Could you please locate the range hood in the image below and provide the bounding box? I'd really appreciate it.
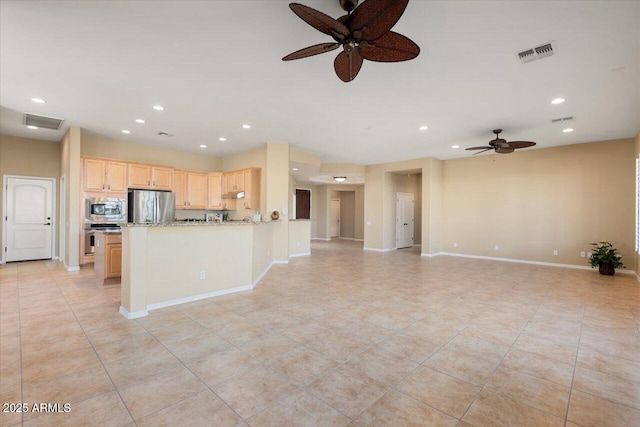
[222,191,245,199]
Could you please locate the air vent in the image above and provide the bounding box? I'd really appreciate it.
[24,113,64,130]
[157,132,174,137]
[517,42,555,64]
[551,116,573,123]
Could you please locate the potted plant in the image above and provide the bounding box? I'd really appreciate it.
[588,241,625,275]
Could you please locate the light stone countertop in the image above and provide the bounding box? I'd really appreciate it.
[122,220,277,227]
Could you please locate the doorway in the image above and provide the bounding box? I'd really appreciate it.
[330,199,340,238]
[396,192,414,249]
[3,176,55,262]
[295,188,311,219]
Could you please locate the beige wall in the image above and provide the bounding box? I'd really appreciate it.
[314,184,364,240]
[289,220,311,256]
[266,143,290,261]
[441,138,635,267]
[312,185,328,239]
[81,132,221,172]
[0,135,61,262]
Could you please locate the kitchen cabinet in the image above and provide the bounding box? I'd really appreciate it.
[94,232,122,284]
[128,164,173,190]
[174,170,208,209]
[207,172,223,210]
[83,158,127,193]
[222,168,260,210]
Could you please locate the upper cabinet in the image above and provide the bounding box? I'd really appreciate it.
[174,170,208,210]
[128,164,173,190]
[207,172,223,210]
[222,168,260,210]
[83,158,127,194]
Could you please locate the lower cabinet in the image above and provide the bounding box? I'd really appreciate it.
[94,233,122,284]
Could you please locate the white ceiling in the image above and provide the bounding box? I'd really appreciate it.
[1,1,639,166]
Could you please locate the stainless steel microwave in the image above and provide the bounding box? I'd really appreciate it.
[85,197,126,223]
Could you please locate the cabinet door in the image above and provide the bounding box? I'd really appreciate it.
[235,171,245,192]
[208,173,223,210]
[152,167,173,190]
[83,159,106,192]
[106,161,127,192]
[106,244,122,278]
[243,169,260,210]
[243,170,252,209]
[188,173,208,209]
[224,172,236,193]
[128,164,152,188]
[173,170,188,209]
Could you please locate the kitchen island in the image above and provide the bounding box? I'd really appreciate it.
[120,221,276,319]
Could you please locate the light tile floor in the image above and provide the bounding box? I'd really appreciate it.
[1,240,639,426]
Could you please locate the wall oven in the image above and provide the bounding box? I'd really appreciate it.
[85,197,126,223]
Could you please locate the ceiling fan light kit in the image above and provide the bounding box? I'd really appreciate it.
[333,176,347,183]
[283,0,420,82]
[465,129,536,155]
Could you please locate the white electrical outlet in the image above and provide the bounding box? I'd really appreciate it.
[282,207,288,215]
[494,245,499,251]
[453,242,458,247]
[297,241,301,247]
[580,252,586,257]
[366,221,372,226]
[199,271,205,280]
[553,249,558,256]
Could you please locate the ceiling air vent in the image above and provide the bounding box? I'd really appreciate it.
[517,42,555,64]
[551,116,573,123]
[24,113,64,130]
[157,131,174,137]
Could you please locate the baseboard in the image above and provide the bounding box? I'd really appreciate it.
[119,306,148,319]
[273,260,289,264]
[66,265,80,272]
[252,262,273,287]
[0,260,4,265]
[290,252,311,258]
[311,238,331,241]
[146,284,254,312]
[363,247,396,252]
[439,252,636,275]
[339,237,356,241]
[421,252,443,258]
[413,244,422,247]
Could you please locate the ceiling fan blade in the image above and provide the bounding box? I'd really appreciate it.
[466,146,492,150]
[334,49,364,82]
[508,141,536,149]
[473,148,493,155]
[348,0,409,41]
[359,31,420,62]
[496,147,515,154]
[289,3,350,40]
[283,43,340,61]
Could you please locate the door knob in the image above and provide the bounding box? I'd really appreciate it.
[44,223,51,226]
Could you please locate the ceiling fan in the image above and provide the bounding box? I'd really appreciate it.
[466,129,537,155]
[282,0,420,82]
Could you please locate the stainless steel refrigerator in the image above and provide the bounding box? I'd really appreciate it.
[127,189,175,224]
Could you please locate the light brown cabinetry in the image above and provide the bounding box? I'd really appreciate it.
[128,164,173,190]
[174,170,208,209]
[207,172,223,210]
[83,159,127,193]
[222,168,260,210]
[94,233,122,284]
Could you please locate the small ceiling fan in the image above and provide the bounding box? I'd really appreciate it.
[466,129,537,155]
[282,0,420,82]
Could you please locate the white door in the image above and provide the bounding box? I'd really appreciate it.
[396,192,414,249]
[5,177,54,262]
[330,199,340,238]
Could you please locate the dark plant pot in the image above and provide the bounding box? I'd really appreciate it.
[598,263,615,276]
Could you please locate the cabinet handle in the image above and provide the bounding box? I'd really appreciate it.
[102,185,105,190]
[153,181,156,186]
[108,185,111,190]
[184,202,187,206]
[148,180,150,185]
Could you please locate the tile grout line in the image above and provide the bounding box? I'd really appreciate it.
[564,304,586,426]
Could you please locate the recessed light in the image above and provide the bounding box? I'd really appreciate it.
[419,125,428,131]
[135,119,145,124]
[292,168,299,171]
[153,105,164,111]
[219,137,227,142]
[563,128,573,133]
[31,98,45,104]
[27,125,38,130]
[242,124,251,129]
[451,145,460,149]
[121,130,131,134]
[199,144,207,148]
[551,98,565,105]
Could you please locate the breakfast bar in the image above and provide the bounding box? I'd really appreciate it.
[119,221,275,318]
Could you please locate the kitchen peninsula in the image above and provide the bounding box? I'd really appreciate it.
[119,220,276,319]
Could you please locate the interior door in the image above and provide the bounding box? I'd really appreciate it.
[295,189,311,219]
[330,199,340,238]
[5,177,54,261]
[396,192,414,249]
